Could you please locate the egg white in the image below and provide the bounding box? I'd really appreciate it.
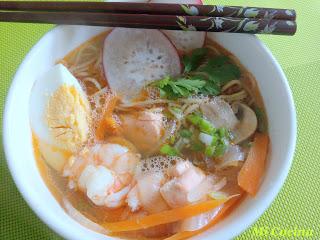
[29,64,86,146]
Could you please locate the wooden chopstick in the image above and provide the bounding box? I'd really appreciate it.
[0,1,297,35]
[0,1,296,21]
[0,11,297,35]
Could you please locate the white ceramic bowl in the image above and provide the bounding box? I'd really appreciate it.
[3,25,296,240]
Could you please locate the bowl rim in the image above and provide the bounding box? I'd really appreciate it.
[3,26,297,240]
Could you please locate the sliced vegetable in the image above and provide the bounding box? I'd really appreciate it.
[102,199,226,232]
[218,144,245,169]
[164,194,243,240]
[238,133,269,196]
[162,30,206,53]
[153,0,205,53]
[160,144,179,156]
[103,28,181,101]
[232,103,258,144]
[200,98,239,130]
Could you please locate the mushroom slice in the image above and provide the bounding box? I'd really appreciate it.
[232,103,258,144]
[200,97,239,129]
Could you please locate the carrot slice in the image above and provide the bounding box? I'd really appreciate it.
[165,194,243,240]
[238,133,269,196]
[102,199,226,232]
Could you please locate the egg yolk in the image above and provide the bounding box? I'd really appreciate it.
[46,84,91,152]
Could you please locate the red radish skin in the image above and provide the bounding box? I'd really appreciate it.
[150,0,206,53]
[103,28,181,102]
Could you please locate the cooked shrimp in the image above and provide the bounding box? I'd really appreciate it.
[63,142,140,208]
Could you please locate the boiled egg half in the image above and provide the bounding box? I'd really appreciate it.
[30,64,91,172]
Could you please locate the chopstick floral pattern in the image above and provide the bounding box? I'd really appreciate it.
[180,4,296,20]
[176,15,296,34]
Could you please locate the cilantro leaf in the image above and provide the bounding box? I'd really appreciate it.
[200,81,221,96]
[183,48,208,73]
[206,56,229,67]
[201,63,241,85]
[153,76,206,99]
[152,50,241,99]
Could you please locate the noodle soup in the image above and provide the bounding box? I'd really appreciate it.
[30,27,269,239]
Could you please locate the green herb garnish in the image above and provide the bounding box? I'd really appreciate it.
[152,76,206,99]
[200,63,241,85]
[151,48,241,100]
[183,48,208,73]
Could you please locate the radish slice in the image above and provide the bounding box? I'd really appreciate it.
[150,0,205,53]
[161,30,206,53]
[103,28,181,101]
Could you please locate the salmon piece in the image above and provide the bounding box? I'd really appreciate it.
[120,110,164,154]
[167,161,191,177]
[160,162,205,208]
[127,172,169,213]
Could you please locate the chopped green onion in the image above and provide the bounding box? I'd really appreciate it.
[160,144,179,156]
[169,135,176,145]
[180,129,193,139]
[211,134,219,146]
[187,113,202,125]
[199,119,216,135]
[218,128,227,138]
[214,142,227,157]
[191,142,205,152]
[205,145,216,157]
[187,114,216,135]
